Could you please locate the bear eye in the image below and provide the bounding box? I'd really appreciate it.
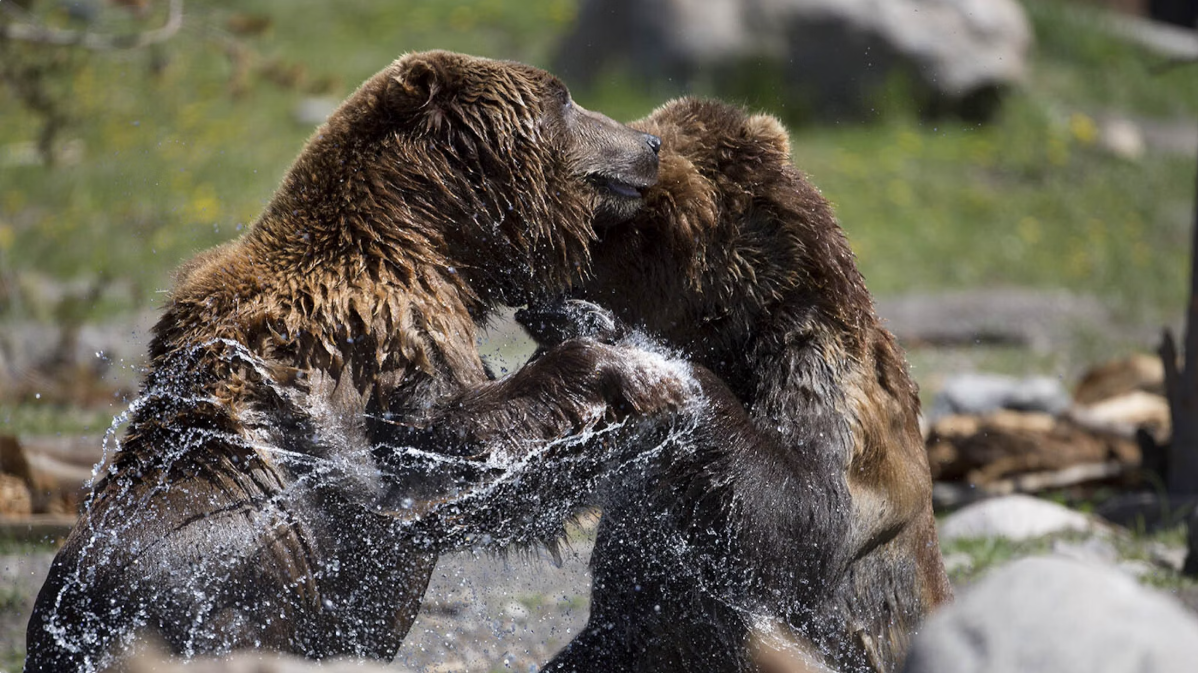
[550,82,571,110]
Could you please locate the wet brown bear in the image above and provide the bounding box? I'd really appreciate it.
[518,99,953,672]
[25,51,676,671]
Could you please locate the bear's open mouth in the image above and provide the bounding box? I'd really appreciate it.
[589,174,649,199]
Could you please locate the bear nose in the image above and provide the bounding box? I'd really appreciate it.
[645,134,662,155]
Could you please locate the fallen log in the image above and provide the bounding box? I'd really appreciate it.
[1073,353,1164,406]
[933,462,1129,509]
[0,473,31,516]
[927,410,1140,485]
[0,434,99,515]
[1066,390,1171,443]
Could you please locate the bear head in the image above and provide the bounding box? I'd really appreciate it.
[572,98,870,358]
[260,50,662,311]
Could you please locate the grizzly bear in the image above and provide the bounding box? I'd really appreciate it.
[517,99,953,672]
[24,51,681,671]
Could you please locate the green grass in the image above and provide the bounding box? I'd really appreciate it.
[791,102,1193,326]
[941,526,1196,590]
[0,536,60,556]
[0,586,25,614]
[1,0,1196,410]
[0,0,581,319]
[942,533,1058,585]
[1029,1,1198,116]
[0,403,118,437]
[2,0,1192,316]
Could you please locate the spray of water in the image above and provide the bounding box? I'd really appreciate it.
[31,330,754,671]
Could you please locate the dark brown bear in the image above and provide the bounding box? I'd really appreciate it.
[519,99,953,672]
[24,51,678,671]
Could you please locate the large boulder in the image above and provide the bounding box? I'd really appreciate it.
[555,0,1032,121]
[937,494,1099,542]
[928,373,1071,422]
[903,557,1198,673]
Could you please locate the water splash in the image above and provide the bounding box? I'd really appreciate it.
[31,331,784,671]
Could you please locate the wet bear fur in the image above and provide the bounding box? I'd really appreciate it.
[24,51,674,671]
[521,98,953,672]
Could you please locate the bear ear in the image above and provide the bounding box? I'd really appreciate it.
[744,114,791,159]
[385,52,461,114]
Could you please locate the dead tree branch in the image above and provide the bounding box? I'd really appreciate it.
[1161,122,1198,495]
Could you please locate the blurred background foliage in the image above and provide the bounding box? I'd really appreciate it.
[0,0,1195,384]
[1,0,1194,316]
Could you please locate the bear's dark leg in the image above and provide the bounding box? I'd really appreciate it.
[536,365,858,673]
[25,475,313,671]
[25,467,435,669]
[543,501,752,673]
[291,493,437,659]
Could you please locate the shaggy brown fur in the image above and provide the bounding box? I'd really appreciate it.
[520,98,952,672]
[25,51,675,671]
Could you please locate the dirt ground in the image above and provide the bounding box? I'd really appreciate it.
[392,541,594,672]
[7,524,1198,672]
[1,533,596,673]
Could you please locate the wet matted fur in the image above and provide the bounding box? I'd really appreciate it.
[24,51,674,671]
[521,98,952,673]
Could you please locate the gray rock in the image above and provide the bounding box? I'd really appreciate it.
[1050,536,1117,566]
[555,0,1031,120]
[1147,542,1188,573]
[938,494,1096,542]
[1135,115,1198,158]
[876,289,1112,353]
[903,557,1198,673]
[928,372,1071,422]
[1099,117,1145,160]
[1115,559,1156,579]
[0,311,155,393]
[292,97,339,126]
[941,551,973,575]
[1105,11,1198,61]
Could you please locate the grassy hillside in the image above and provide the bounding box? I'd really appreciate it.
[0,0,581,315]
[2,1,1194,314]
[0,0,1195,386]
